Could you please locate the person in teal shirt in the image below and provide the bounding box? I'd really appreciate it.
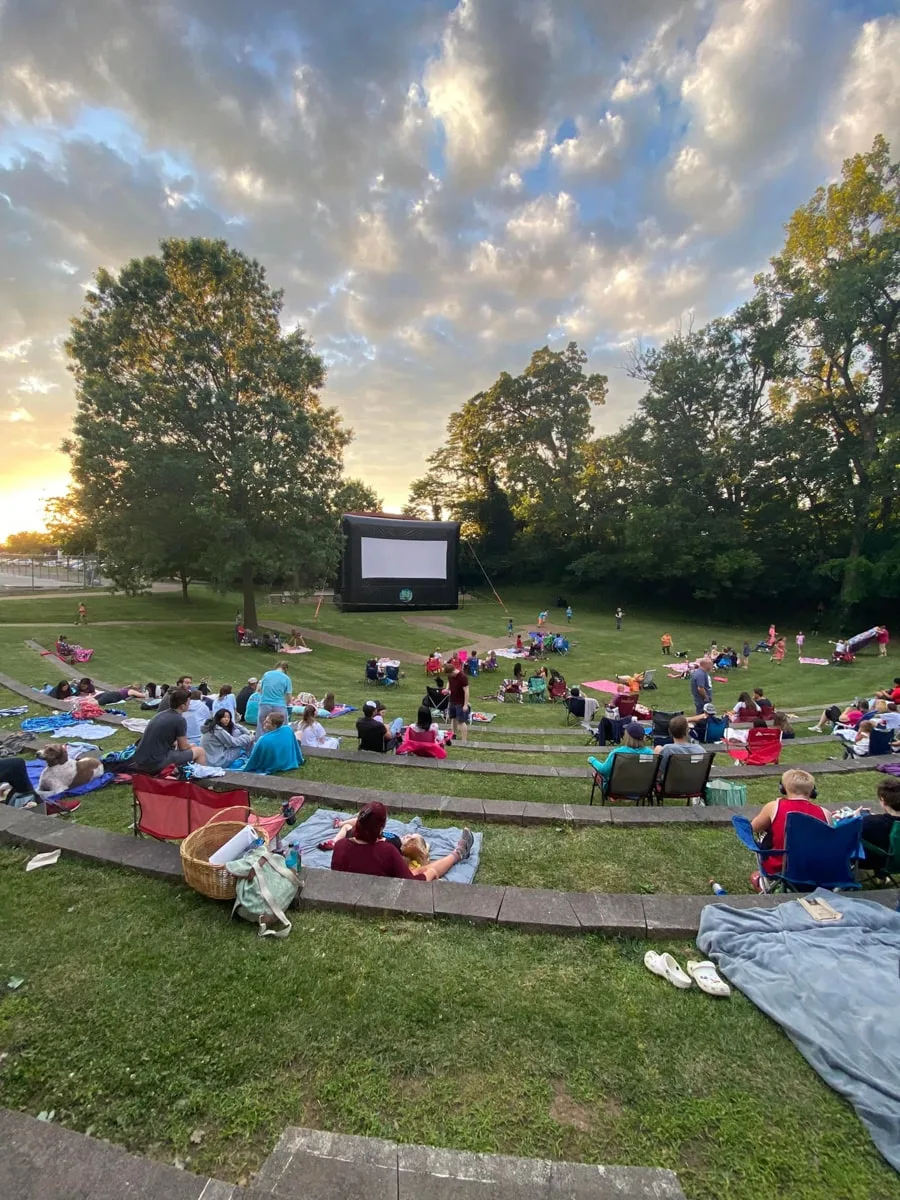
[589,723,650,799]
[255,662,293,740]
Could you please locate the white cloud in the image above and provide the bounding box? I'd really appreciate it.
[3,407,35,423]
[551,112,626,176]
[822,17,900,162]
[0,339,33,361]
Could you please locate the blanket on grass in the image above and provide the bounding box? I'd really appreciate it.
[283,808,482,884]
[581,679,621,694]
[25,759,118,802]
[697,892,900,1170]
[799,657,831,666]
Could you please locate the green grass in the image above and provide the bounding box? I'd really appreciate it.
[2,587,898,1198]
[1,848,897,1200]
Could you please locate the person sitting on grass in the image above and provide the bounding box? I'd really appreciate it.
[875,678,900,703]
[211,684,236,719]
[330,801,473,881]
[131,687,207,774]
[748,769,828,892]
[772,711,795,740]
[424,676,450,715]
[183,689,213,745]
[357,699,401,752]
[809,700,867,734]
[752,687,772,715]
[397,705,450,759]
[37,744,103,797]
[241,711,304,774]
[0,754,41,809]
[201,708,254,768]
[854,776,900,876]
[875,703,900,733]
[296,704,340,751]
[591,722,649,793]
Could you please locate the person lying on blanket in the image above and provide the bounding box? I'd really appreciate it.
[37,744,103,796]
[330,801,473,882]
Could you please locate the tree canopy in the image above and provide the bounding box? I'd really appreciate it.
[413,137,899,626]
[64,237,368,624]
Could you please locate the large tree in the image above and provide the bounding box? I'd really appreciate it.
[65,238,352,627]
[763,135,900,614]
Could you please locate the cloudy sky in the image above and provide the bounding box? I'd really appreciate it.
[1,0,898,537]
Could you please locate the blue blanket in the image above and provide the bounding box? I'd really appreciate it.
[698,892,900,1169]
[22,714,78,734]
[284,808,481,884]
[26,759,118,802]
[240,725,304,775]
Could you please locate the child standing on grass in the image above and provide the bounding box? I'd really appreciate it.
[660,633,672,656]
[742,640,751,668]
[615,607,623,631]
[772,638,786,664]
[796,631,805,657]
[77,601,87,625]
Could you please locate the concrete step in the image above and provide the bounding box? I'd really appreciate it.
[251,1126,686,1199]
[0,1108,238,1199]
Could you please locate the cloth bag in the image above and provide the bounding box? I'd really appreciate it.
[226,844,300,938]
[704,779,747,807]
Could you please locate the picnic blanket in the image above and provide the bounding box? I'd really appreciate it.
[582,679,621,694]
[0,706,29,718]
[697,892,900,1169]
[51,723,118,740]
[319,704,357,719]
[494,648,528,659]
[22,714,78,734]
[799,657,830,666]
[25,759,118,802]
[284,809,482,884]
[283,646,313,654]
[470,711,495,723]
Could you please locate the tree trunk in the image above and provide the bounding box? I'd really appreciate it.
[242,561,258,630]
[179,570,190,603]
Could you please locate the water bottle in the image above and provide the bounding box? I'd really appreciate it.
[709,880,728,896]
[285,846,299,871]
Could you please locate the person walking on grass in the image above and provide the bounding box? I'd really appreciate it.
[255,661,293,740]
[447,663,471,745]
[772,637,786,665]
[76,601,87,625]
[690,658,713,715]
[796,631,805,658]
[660,632,672,656]
[615,607,624,631]
[507,616,514,638]
[566,605,573,624]
[877,626,890,658]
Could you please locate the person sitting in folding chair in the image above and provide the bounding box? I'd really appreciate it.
[590,722,649,799]
[853,776,900,877]
[424,676,450,717]
[748,769,829,892]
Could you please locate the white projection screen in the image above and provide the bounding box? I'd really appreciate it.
[360,537,448,580]
[339,514,461,611]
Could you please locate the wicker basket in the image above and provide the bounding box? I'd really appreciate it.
[180,806,264,901]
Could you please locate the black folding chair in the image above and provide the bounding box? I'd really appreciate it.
[588,751,660,806]
[656,751,714,806]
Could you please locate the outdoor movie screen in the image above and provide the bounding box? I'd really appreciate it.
[338,514,460,611]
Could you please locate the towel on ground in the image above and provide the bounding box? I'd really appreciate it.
[284,809,481,884]
[22,714,78,734]
[51,723,118,740]
[283,646,313,654]
[240,725,304,775]
[0,706,29,718]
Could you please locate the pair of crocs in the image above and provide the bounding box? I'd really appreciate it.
[643,951,731,997]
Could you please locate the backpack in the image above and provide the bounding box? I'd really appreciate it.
[226,844,301,938]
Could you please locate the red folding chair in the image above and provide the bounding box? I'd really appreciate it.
[132,776,251,841]
[727,727,782,766]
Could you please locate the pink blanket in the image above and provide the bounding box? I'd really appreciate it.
[582,679,621,694]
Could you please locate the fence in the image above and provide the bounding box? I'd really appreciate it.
[0,554,106,591]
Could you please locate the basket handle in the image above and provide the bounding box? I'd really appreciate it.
[198,803,254,831]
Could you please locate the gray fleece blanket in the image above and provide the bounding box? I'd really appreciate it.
[697,891,900,1170]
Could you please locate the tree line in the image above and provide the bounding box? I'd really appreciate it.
[405,136,900,626]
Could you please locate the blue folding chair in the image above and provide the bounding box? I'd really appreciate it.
[732,813,862,892]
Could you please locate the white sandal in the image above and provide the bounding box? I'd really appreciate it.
[643,951,692,989]
[686,960,731,998]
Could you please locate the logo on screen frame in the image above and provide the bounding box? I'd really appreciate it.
[399,588,413,603]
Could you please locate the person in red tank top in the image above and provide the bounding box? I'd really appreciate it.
[749,769,829,888]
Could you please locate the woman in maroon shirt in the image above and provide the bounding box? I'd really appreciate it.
[331,802,473,881]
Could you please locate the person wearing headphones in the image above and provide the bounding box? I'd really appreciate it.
[749,769,829,892]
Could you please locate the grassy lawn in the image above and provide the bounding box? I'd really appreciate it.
[1,847,898,1200]
[1,587,898,1198]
